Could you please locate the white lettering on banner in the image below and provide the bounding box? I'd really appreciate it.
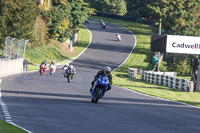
[166,35,200,54]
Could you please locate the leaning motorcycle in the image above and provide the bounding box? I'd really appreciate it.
[65,69,74,83]
[116,35,121,41]
[91,75,109,103]
[39,64,46,75]
[100,22,106,29]
[101,23,106,29]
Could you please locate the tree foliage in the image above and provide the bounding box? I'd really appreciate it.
[0,0,39,45]
[125,0,148,17]
[146,0,199,36]
[166,54,191,76]
[41,0,90,42]
[86,0,127,15]
[69,0,90,29]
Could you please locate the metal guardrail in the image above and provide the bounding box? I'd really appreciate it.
[141,71,194,92]
[127,68,194,92]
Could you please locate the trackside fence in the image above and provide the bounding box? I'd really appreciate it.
[128,68,194,92]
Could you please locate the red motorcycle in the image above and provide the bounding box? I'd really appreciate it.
[40,64,46,75]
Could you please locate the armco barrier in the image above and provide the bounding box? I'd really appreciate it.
[141,71,194,92]
[127,68,194,92]
[0,58,23,78]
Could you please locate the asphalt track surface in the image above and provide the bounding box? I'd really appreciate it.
[1,20,200,133]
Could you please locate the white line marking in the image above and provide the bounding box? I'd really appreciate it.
[116,85,200,109]
[112,26,137,71]
[68,25,93,64]
[57,25,93,68]
[0,79,33,133]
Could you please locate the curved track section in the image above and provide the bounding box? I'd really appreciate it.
[1,20,200,133]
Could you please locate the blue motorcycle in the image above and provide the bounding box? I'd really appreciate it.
[91,75,109,103]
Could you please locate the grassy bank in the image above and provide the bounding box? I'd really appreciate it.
[26,25,91,70]
[91,16,200,107]
[0,121,27,133]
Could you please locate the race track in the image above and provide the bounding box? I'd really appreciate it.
[1,20,200,133]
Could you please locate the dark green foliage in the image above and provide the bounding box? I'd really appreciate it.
[145,0,199,36]
[42,5,71,42]
[69,0,89,29]
[41,0,90,42]
[86,0,127,15]
[125,0,148,17]
[162,54,193,76]
[0,0,39,44]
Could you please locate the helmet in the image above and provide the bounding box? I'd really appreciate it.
[101,20,103,22]
[104,66,111,75]
[70,65,74,68]
[66,63,69,67]
[53,60,56,64]
[43,60,46,63]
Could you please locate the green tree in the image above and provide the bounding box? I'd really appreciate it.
[125,0,148,17]
[167,54,191,76]
[42,5,71,42]
[146,0,199,36]
[0,0,39,44]
[86,0,127,15]
[68,0,90,30]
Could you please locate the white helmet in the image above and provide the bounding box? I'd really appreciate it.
[70,65,74,68]
[104,66,111,75]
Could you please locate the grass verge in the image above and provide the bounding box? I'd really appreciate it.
[91,16,200,107]
[26,25,91,70]
[0,121,27,133]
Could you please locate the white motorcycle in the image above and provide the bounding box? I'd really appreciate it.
[116,33,121,41]
[49,64,56,75]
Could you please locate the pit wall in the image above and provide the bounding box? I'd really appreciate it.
[0,58,23,78]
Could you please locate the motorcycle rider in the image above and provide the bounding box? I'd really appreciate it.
[100,20,106,28]
[90,66,112,94]
[100,20,103,26]
[65,64,76,79]
[49,60,56,72]
[62,63,69,77]
[40,60,47,68]
[116,33,121,41]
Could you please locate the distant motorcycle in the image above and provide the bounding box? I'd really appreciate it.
[116,33,121,41]
[39,64,46,75]
[100,22,106,29]
[65,68,75,83]
[91,75,109,103]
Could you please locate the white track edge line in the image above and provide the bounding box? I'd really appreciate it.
[0,79,33,133]
[0,25,93,133]
[115,85,200,109]
[112,27,137,71]
[57,24,93,68]
[68,25,93,64]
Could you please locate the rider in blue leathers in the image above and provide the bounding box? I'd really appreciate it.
[90,66,112,93]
